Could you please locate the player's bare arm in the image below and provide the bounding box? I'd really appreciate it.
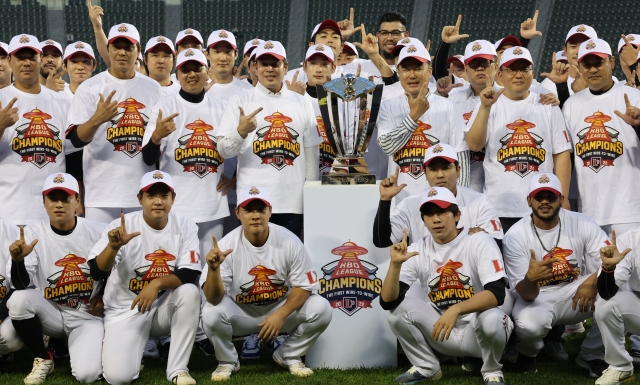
[354,24,394,78]
[258,287,311,342]
[516,249,560,301]
[381,230,418,302]
[8,226,38,263]
[432,289,499,342]
[87,0,110,67]
[202,235,232,305]
[466,78,503,151]
[552,150,572,210]
[76,89,119,142]
[95,213,141,271]
[131,274,183,314]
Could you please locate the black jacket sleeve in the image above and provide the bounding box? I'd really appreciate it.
[67,126,91,148]
[597,269,619,300]
[11,260,30,289]
[484,278,507,306]
[173,268,201,285]
[520,37,531,49]
[379,281,411,310]
[65,150,84,182]
[373,200,393,248]
[382,71,399,86]
[0,290,13,321]
[88,258,111,281]
[142,141,162,166]
[557,82,571,109]
[433,42,451,80]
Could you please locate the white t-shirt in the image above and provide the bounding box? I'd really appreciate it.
[11,218,106,311]
[562,83,640,226]
[199,224,319,317]
[391,185,504,244]
[502,209,608,292]
[88,211,201,326]
[609,224,640,292]
[161,81,181,99]
[401,231,506,321]
[0,218,18,299]
[542,75,619,97]
[216,83,322,214]
[377,93,468,201]
[67,70,162,208]
[467,92,571,217]
[0,85,69,224]
[62,83,74,103]
[142,92,230,223]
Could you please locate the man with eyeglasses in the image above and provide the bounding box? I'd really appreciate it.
[466,47,571,233]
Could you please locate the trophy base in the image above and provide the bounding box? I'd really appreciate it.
[322,173,376,185]
[321,157,376,185]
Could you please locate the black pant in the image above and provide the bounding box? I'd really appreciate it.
[270,214,303,239]
[499,217,522,234]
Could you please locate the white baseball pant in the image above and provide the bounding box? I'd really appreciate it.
[201,294,332,366]
[102,284,200,385]
[595,290,640,371]
[512,276,604,360]
[387,297,513,378]
[84,207,138,223]
[3,289,103,383]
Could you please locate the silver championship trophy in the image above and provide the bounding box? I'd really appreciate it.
[317,74,384,184]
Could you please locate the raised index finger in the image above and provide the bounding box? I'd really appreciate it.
[5,97,17,110]
[622,34,634,50]
[612,229,617,247]
[455,14,462,29]
[19,226,24,241]
[293,70,299,83]
[402,228,408,244]
[120,213,126,231]
[248,107,263,119]
[393,165,400,180]
[212,235,219,251]
[87,0,92,7]
[349,7,354,23]
[163,112,179,122]
[624,93,631,109]
[361,24,367,42]
[532,9,539,23]
[105,89,117,103]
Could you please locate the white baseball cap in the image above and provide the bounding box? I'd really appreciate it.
[207,29,237,50]
[40,39,63,55]
[577,38,612,64]
[500,46,533,67]
[139,170,175,192]
[305,44,334,63]
[176,48,208,70]
[529,173,562,197]
[494,36,522,51]
[145,36,176,54]
[254,40,286,61]
[566,25,597,43]
[555,50,568,63]
[42,173,79,196]
[464,40,496,65]
[8,34,41,55]
[420,186,458,211]
[107,23,140,45]
[175,28,203,46]
[0,42,8,55]
[618,34,640,53]
[311,19,341,39]
[243,37,263,56]
[397,43,430,66]
[63,41,95,61]
[423,143,458,167]
[237,185,271,208]
[342,42,358,56]
[392,37,422,55]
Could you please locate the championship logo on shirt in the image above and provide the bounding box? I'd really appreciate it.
[175,119,224,178]
[237,265,288,306]
[428,259,473,310]
[318,241,382,316]
[497,119,545,177]
[253,112,300,170]
[538,247,579,287]
[0,274,6,299]
[574,111,623,172]
[45,254,93,309]
[316,116,335,174]
[106,98,148,158]
[12,109,63,168]
[129,249,176,294]
[394,121,439,179]
[463,111,485,164]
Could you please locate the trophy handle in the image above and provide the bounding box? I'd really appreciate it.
[316,85,345,157]
[356,84,384,156]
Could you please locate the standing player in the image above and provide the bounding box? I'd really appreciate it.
[144,36,180,97]
[39,39,67,93]
[216,40,321,237]
[466,47,571,232]
[240,38,262,86]
[62,42,97,103]
[377,42,469,202]
[337,41,358,66]
[88,170,201,385]
[4,173,105,384]
[0,42,12,89]
[206,29,252,99]
[0,34,69,225]
[66,23,162,223]
[200,186,332,381]
[380,186,511,385]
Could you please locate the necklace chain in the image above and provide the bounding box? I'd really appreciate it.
[531,216,562,253]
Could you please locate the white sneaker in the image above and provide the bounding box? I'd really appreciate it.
[172,371,196,385]
[595,367,635,385]
[143,339,160,358]
[273,353,313,377]
[562,322,586,339]
[211,364,239,381]
[24,357,54,385]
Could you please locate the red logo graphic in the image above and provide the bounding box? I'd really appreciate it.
[12,109,62,168]
[45,254,93,308]
[394,121,439,179]
[175,119,223,178]
[142,249,176,281]
[106,97,148,158]
[539,247,579,286]
[253,112,300,170]
[574,111,623,172]
[237,265,287,305]
[428,259,473,310]
[497,118,545,177]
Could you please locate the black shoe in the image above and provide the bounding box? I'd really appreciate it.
[516,354,537,373]
[160,341,170,360]
[575,356,607,378]
[461,356,483,372]
[195,338,215,357]
[47,337,70,362]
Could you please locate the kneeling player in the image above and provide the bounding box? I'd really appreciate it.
[381,186,512,385]
[200,186,332,381]
[88,171,201,385]
[5,173,105,384]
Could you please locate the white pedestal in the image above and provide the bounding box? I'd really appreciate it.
[303,181,397,369]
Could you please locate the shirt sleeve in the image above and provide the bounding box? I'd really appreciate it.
[376,98,419,155]
[390,199,413,244]
[502,231,530,290]
[302,97,323,147]
[474,233,507,286]
[612,232,634,288]
[87,218,123,266]
[476,195,505,239]
[581,215,610,275]
[176,220,202,271]
[215,95,245,159]
[562,100,576,147]
[287,240,320,292]
[549,105,571,154]
[20,227,39,284]
[141,105,165,150]
[66,81,96,126]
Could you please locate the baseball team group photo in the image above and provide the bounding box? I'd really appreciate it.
[1,0,640,384]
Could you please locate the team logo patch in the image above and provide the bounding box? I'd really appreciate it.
[428,259,473,310]
[106,97,148,158]
[74,42,85,49]
[575,111,623,172]
[427,187,438,197]
[45,39,55,45]
[129,249,176,294]
[538,248,579,287]
[152,170,164,179]
[585,40,596,50]
[394,121,439,179]
[218,30,228,38]
[45,254,93,309]
[407,45,417,53]
[118,24,128,33]
[184,28,194,35]
[251,38,260,45]
[264,41,274,50]
[184,49,195,57]
[628,35,636,41]
[471,41,482,51]
[432,144,443,153]
[53,174,65,183]
[175,119,223,178]
[318,241,381,316]
[0,274,7,300]
[249,186,260,195]
[538,174,550,183]
[19,35,29,43]
[576,25,587,33]
[253,112,300,170]
[316,116,335,175]
[237,265,288,306]
[157,36,166,43]
[512,47,523,55]
[400,38,411,44]
[497,118,545,177]
[12,109,62,168]
[315,45,325,51]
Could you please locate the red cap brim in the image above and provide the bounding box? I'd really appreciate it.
[424,156,456,167]
[464,53,494,65]
[176,59,206,70]
[238,198,271,208]
[10,46,41,55]
[146,43,175,54]
[578,52,610,63]
[208,40,237,50]
[314,20,341,37]
[256,53,285,61]
[566,33,591,43]
[108,36,139,45]
[66,51,96,61]
[529,187,561,197]
[501,58,533,67]
[306,52,334,64]
[176,36,203,46]
[343,46,357,56]
[497,36,522,50]
[420,200,452,211]
[43,187,77,196]
[399,55,428,65]
[140,182,174,192]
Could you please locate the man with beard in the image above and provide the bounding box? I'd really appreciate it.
[0,43,12,89]
[39,39,67,93]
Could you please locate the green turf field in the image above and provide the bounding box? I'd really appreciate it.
[0,322,626,384]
